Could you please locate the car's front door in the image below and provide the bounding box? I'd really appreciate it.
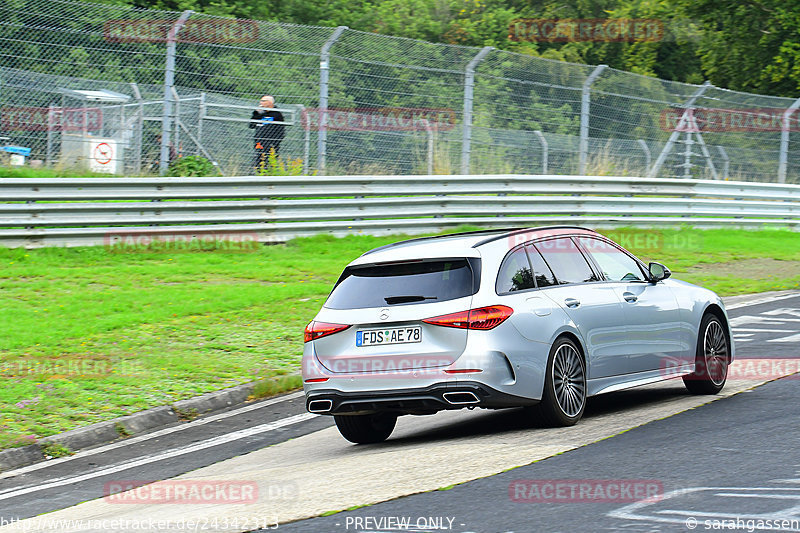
[575,236,684,373]
[532,237,628,380]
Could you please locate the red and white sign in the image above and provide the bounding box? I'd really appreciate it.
[89,140,117,174]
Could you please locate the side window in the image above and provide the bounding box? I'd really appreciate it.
[525,245,557,288]
[496,247,535,293]
[576,237,645,282]
[533,238,600,285]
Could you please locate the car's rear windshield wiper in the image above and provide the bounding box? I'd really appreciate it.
[384,295,438,305]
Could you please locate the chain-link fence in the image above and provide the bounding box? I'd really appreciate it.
[2,0,799,181]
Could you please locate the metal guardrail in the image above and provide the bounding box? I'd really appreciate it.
[1,175,799,248]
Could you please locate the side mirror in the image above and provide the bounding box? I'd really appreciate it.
[648,262,671,283]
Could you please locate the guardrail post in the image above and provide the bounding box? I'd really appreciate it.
[160,10,193,175]
[778,97,800,183]
[317,26,347,176]
[578,64,607,175]
[647,81,711,179]
[461,46,493,175]
[534,130,548,174]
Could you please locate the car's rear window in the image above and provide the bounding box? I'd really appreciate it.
[325,259,478,310]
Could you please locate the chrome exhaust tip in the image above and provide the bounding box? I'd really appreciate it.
[442,391,480,405]
[307,399,333,413]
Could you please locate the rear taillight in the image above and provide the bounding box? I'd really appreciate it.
[422,305,513,330]
[304,321,351,342]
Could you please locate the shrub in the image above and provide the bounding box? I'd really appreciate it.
[167,156,219,177]
[256,149,306,176]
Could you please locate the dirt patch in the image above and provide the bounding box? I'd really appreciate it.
[684,258,800,279]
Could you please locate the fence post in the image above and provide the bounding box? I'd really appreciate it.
[578,64,607,175]
[46,104,56,166]
[637,139,650,174]
[717,146,729,180]
[130,83,144,174]
[173,90,181,158]
[461,46,493,175]
[778,97,800,183]
[317,26,347,176]
[197,92,206,157]
[169,87,220,173]
[160,10,192,175]
[297,104,310,175]
[534,130,548,174]
[647,81,711,179]
[421,119,434,175]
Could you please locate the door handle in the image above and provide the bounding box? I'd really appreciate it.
[564,298,580,308]
[623,292,638,303]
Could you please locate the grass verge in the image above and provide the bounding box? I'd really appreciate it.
[1,227,799,450]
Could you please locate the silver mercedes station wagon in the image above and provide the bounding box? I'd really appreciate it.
[302,226,733,444]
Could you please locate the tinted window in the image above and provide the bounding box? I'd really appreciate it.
[534,238,600,285]
[525,245,557,288]
[496,247,535,293]
[326,259,476,309]
[576,237,645,282]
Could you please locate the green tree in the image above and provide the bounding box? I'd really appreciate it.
[677,0,800,95]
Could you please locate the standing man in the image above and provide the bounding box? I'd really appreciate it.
[250,95,285,170]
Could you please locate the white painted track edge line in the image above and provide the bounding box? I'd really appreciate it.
[0,412,317,501]
[0,391,305,480]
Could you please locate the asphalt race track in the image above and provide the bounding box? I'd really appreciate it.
[278,377,800,533]
[1,292,798,533]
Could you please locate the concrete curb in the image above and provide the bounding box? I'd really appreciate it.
[0,444,44,472]
[0,377,294,473]
[172,382,257,419]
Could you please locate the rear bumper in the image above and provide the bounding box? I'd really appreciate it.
[305,381,537,416]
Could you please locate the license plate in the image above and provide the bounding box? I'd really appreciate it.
[356,326,422,347]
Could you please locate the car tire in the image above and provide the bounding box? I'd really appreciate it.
[530,336,587,427]
[683,313,729,395]
[334,413,397,444]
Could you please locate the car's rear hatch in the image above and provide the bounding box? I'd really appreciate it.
[312,257,480,374]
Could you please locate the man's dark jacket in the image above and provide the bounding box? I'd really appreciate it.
[250,109,285,145]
